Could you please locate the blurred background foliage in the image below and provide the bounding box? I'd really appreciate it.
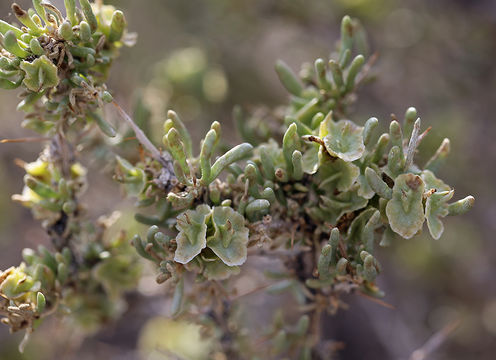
[0,0,495,359]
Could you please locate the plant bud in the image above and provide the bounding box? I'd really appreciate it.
[79,0,98,32]
[12,4,42,36]
[36,292,46,313]
[58,20,73,40]
[79,21,92,42]
[64,0,77,25]
[29,38,44,55]
[275,60,303,96]
[345,54,364,92]
[109,10,126,42]
[3,30,29,58]
[89,112,116,137]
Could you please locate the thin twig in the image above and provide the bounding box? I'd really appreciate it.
[356,291,396,310]
[111,101,171,168]
[1,137,50,143]
[417,126,432,144]
[311,306,323,345]
[228,283,272,301]
[408,319,461,360]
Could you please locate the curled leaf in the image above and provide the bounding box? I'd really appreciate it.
[318,157,359,192]
[322,118,365,162]
[203,260,240,280]
[425,190,453,240]
[209,143,253,183]
[386,173,425,239]
[365,167,392,199]
[448,196,475,216]
[319,187,368,224]
[207,207,249,266]
[421,170,453,239]
[20,56,59,92]
[174,205,211,264]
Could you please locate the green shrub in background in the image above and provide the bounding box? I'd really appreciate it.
[0,1,474,358]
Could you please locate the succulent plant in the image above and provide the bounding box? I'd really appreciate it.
[121,15,474,358]
[0,1,141,350]
[0,0,134,135]
[0,3,474,358]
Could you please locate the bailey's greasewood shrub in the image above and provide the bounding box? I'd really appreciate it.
[0,1,474,358]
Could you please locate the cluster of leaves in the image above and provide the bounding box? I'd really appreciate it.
[12,155,86,228]
[0,227,138,338]
[119,16,474,357]
[127,15,474,295]
[0,2,475,358]
[0,0,133,135]
[0,1,141,349]
[0,153,140,344]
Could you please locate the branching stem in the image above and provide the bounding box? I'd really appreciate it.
[112,101,172,169]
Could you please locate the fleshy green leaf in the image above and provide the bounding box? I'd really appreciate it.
[108,10,126,42]
[317,157,359,192]
[174,205,211,264]
[282,123,299,174]
[447,196,475,216]
[0,265,39,299]
[245,199,270,221]
[203,260,240,280]
[20,55,59,92]
[421,170,450,192]
[301,144,319,174]
[319,186,368,224]
[275,60,302,96]
[79,0,98,32]
[425,190,453,240]
[208,143,253,184]
[207,206,249,266]
[365,167,392,200]
[386,173,425,239]
[421,170,453,239]
[357,172,375,199]
[322,119,365,162]
[115,156,146,196]
[347,207,376,241]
